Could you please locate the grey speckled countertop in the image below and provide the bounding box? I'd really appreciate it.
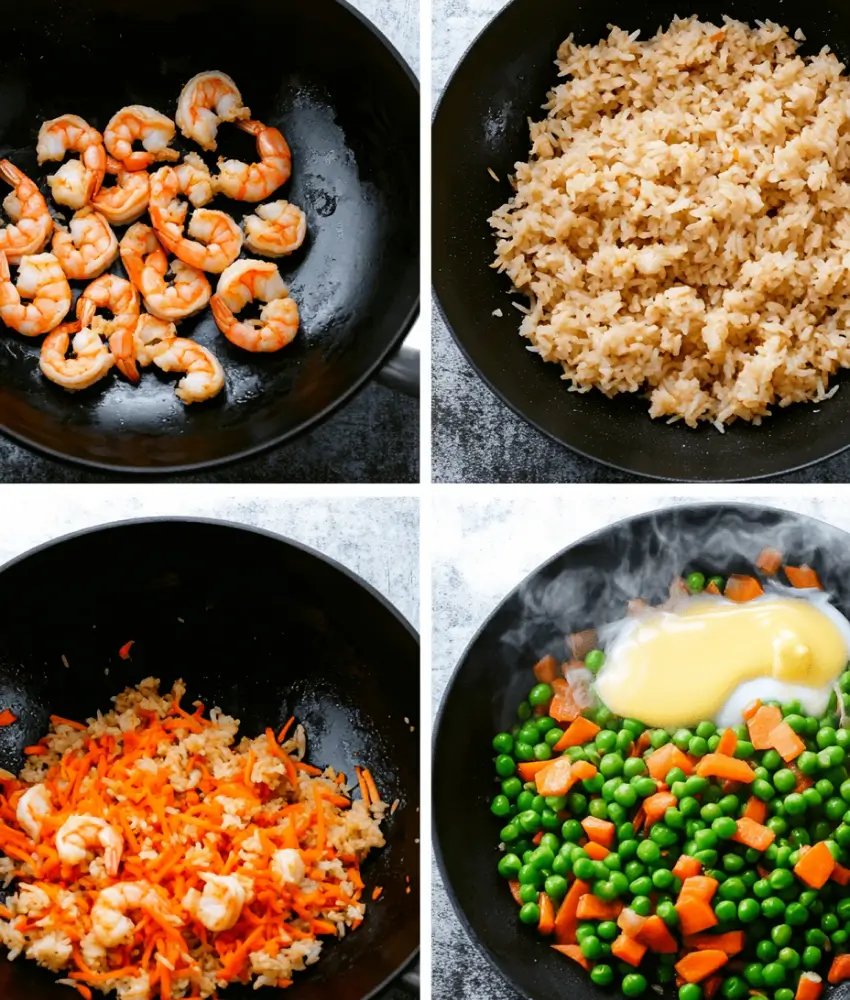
[430,0,850,484]
[2,0,420,485]
[0,486,419,998]
[431,491,850,999]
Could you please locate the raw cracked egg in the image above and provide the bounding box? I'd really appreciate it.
[594,591,850,729]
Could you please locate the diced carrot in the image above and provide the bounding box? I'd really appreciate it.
[794,840,835,889]
[676,950,729,983]
[646,743,695,782]
[548,678,581,724]
[831,862,850,886]
[576,895,622,921]
[769,722,806,762]
[705,582,721,595]
[724,575,764,603]
[678,876,719,903]
[538,892,555,935]
[118,640,135,660]
[796,972,823,1000]
[743,797,768,824]
[0,710,17,727]
[570,760,597,783]
[554,879,589,945]
[703,977,723,999]
[747,704,783,750]
[742,698,762,721]
[695,754,755,784]
[732,817,775,852]
[784,565,823,590]
[715,728,737,756]
[553,716,600,752]
[583,841,610,861]
[791,762,814,791]
[829,954,850,984]
[535,757,573,797]
[617,907,648,940]
[569,630,598,660]
[508,881,522,906]
[638,914,679,954]
[644,791,678,827]
[756,548,783,575]
[581,816,615,848]
[552,944,590,970]
[684,931,745,956]
[672,855,702,881]
[675,899,719,936]
[632,805,646,833]
[532,831,543,845]
[612,933,647,967]
[517,760,552,782]
[533,655,559,684]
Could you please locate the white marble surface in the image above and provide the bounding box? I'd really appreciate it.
[357,0,420,76]
[0,486,419,628]
[431,489,850,998]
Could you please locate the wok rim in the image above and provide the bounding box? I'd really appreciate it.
[431,0,850,484]
[0,513,421,1000]
[2,0,421,476]
[432,500,849,995]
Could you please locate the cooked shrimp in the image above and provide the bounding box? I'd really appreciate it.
[39,319,114,391]
[16,784,53,842]
[52,208,119,280]
[120,222,211,321]
[243,200,307,257]
[215,119,292,202]
[210,258,299,352]
[55,815,123,876]
[270,848,305,885]
[90,155,149,226]
[175,152,214,208]
[183,873,250,932]
[152,337,225,404]
[175,71,251,151]
[149,165,242,274]
[36,114,106,209]
[104,105,179,172]
[91,882,173,947]
[0,251,72,336]
[0,160,53,263]
[133,313,176,367]
[77,274,141,383]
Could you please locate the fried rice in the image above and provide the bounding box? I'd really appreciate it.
[0,678,387,999]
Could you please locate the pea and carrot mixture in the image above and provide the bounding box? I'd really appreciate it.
[492,561,850,1000]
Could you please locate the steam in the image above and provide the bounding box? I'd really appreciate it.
[499,503,850,666]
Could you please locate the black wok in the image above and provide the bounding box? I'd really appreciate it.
[432,0,850,481]
[0,517,419,999]
[0,0,419,473]
[433,502,850,998]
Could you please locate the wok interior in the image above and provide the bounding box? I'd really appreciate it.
[0,519,420,1000]
[432,0,850,480]
[0,0,419,470]
[433,504,850,999]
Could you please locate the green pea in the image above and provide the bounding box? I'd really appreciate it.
[569,792,589,816]
[753,878,771,899]
[491,795,511,817]
[572,858,595,880]
[517,809,541,834]
[622,757,647,779]
[624,860,645,881]
[657,899,679,926]
[616,729,633,755]
[679,986,702,1000]
[722,976,747,1000]
[802,945,822,969]
[826,796,846,821]
[518,901,540,924]
[744,963,764,988]
[591,964,614,986]
[689,736,708,756]
[817,727,838,748]
[497,853,522,878]
[544,727,565,748]
[778,947,799,969]
[712,816,738,839]
[514,741,534,762]
[636,840,660,863]
[774,991,794,1000]
[773,768,796,794]
[701,802,723,823]
[822,913,840,933]
[762,897,786,919]
[719,877,746,901]
[493,732,514,754]
[528,683,553,708]
[614,783,638,809]
[532,743,552,762]
[500,823,520,843]
[634,776,658,798]
[599,753,624,778]
[630,876,652,896]
[762,749,783,769]
[785,902,808,926]
[768,868,794,891]
[738,898,760,922]
[596,919,618,941]
[585,649,605,673]
[501,777,523,799]
[757,941,778,962]
[518,883,538,903]
[631,895,652,917]
[783,793,806,816]
[652,868,675,890]
[672,730,692,752]
[694,828,718,851]
[789,826,811,847]
[622,973,647,997]
[796,750,819,775]
[735,741,755,758]
[762,963,786,987]
[752,778,775,802]
[715,899,737,923]
[771,924,793,948]
[694,849,718,867]
[686,572,706,593]
[650,729,670,750]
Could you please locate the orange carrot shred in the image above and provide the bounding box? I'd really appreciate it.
[118,640,135,660]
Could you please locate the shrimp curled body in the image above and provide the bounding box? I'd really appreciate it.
[216,119,291,202]
[0,160,54,263]
[183,873,251,932]
[77,274,141,383]
[133,313,177,367]
[52,208,119,281]
[36,115,106,209]
[104,105,179,172]
[151,337,225,404]
[176,71,251,151]
[90,156,150,226]
[0,251,72,336]
[40,320,114,391]
[55,815,123,876]
[91,882,174,948]
[211,258,299,352]
[120,223,211,321]
[243,200,307,258]
[16,784,53,842]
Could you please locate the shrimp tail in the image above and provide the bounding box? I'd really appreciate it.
[210,294,233,333]
[0,250,9,282]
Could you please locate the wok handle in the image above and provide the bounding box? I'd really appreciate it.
[376,317,422,397]
[397,967,420,995]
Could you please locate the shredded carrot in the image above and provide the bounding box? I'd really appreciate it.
[644,791,678,827]
[705,581,721,595]
[742,699,762,721]
[118,640,135,660]
[362,769,380,805]
[277,716,295,744]
[355,766,370,806]
[371,886,383,901]
[23,745,48,755]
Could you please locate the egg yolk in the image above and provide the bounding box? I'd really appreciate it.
[595,596,847,728]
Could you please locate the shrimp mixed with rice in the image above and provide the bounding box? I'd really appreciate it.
[0,678,387,999]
